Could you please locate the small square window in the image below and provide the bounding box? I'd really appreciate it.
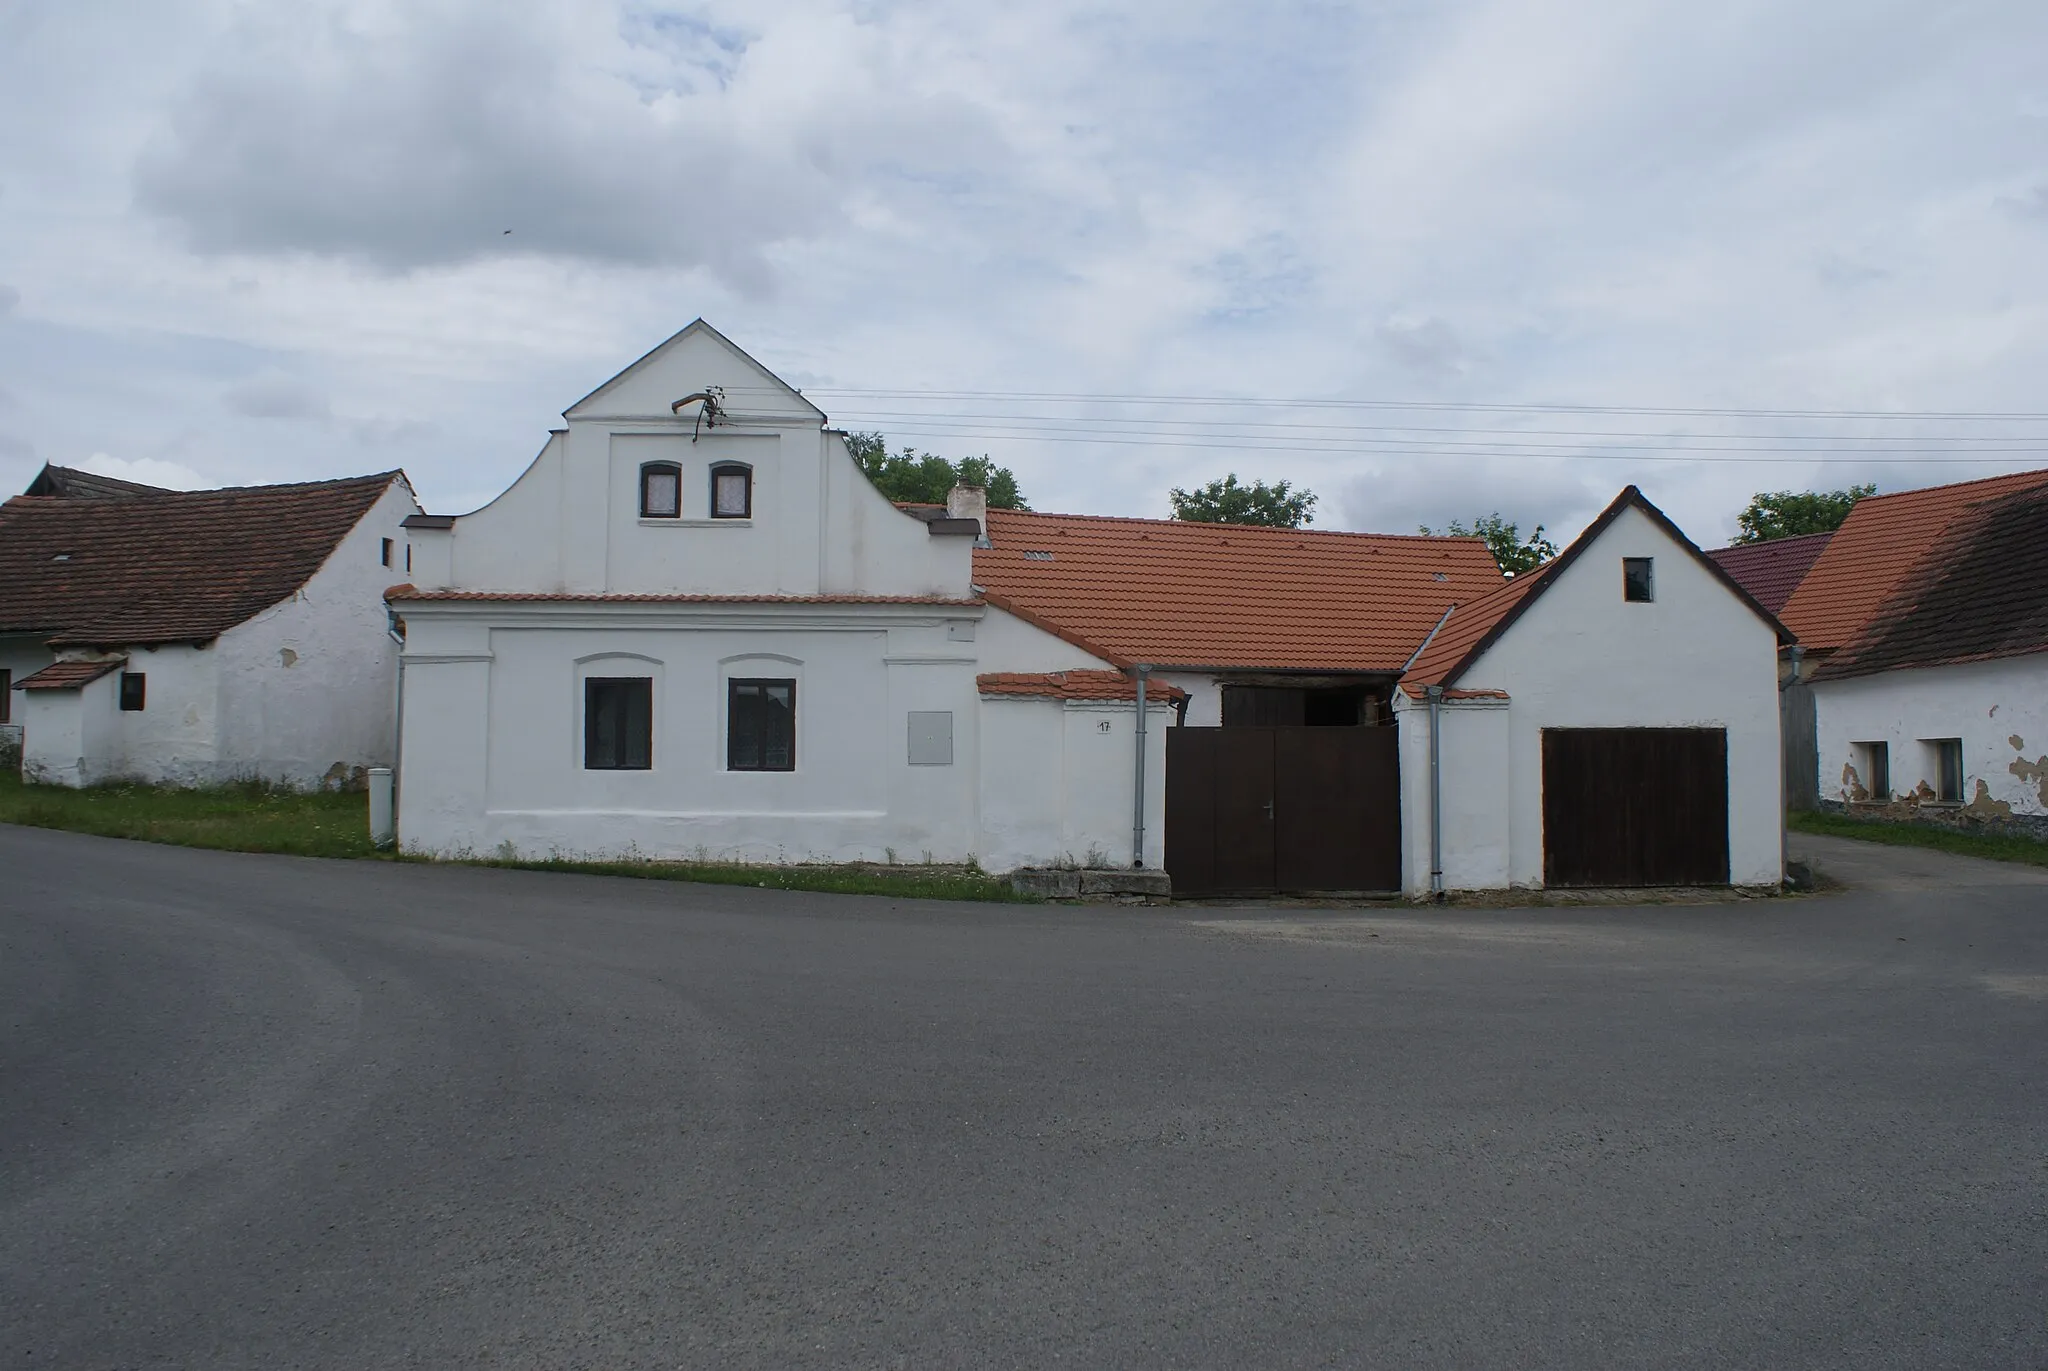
[641,463,682,519]
[711,464,752,519]
[1623,557,1655,602]
[728,678,794,771]
[585,677,652,770]
[119,672,147,712]
[1931,738,1964,803]
[380,537,393,567]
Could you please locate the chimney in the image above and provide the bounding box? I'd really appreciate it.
[946,483,987,530]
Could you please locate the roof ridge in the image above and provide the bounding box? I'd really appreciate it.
[989,507,1488,543]
[1857,466,2048,506]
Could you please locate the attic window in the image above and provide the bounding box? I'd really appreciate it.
[710,463,752,519]
[380,537,393,567]
[1623,557,1655,602]
[640,462,682,519]
[1023,549,1055,561]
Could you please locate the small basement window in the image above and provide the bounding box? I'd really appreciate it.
[728,678,795,771]
[1623,557,1655,602]
[585,677,652,770]
[119,672,147,712]
[1930,738,1964,803]
[710,463,753,519]
[1854,740,1890,802]
[640,462,682,519]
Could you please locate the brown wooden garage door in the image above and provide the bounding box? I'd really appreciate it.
[1542,728,1730,887]
[1166,726,1401,897]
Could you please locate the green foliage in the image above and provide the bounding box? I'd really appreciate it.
[1167,473,1318,528]
[845,432,1030,511]
[1732,485,1875,544]
[1419,512,1559,577]
[1789,809,2048,869]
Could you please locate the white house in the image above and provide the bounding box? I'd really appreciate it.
[1393,488,1792,894]
[392,323,1789,894]
[1776,471,2048,826]
[1,471,420,787]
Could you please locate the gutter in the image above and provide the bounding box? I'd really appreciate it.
[1426,684,1445,901]
[1131,665,1151,868]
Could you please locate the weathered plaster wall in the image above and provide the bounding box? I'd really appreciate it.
[977,606,1114,674]
[19,670,116,785]
[1814,653,2048,818]
[976,696,1170,873]
[1397,503,1783,892]
[1394,693,1511,895]
[214,477,417,786]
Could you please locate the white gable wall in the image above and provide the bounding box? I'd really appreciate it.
[1813,655,2048,816]
[1398,503,1783,893]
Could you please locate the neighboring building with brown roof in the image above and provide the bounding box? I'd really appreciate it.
[2,472,420,787]
[1705,530,1834,616]
[1791,470,2048,818]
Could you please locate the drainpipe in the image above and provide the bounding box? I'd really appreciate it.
[386,610,406,845]
[1779,643,1805,884]
[1131,665,1151,868]
[1427,684,1445,901]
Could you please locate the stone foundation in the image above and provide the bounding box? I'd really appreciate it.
[1010,867,1173,902]
[1819,796,2048,843]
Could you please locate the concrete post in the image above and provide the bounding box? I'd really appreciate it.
[368,767,395,849]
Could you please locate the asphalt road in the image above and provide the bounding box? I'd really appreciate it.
[3,825,2045,1369]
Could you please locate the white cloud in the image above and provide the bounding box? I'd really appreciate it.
[78,453,210,490]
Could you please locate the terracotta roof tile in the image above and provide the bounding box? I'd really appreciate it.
[976,670,1187,702]
[388,590,983,606]
[1398,566,1554,694]
[974,510,1505,671]
[14,658,127,690]
[1813,482,2048,680]
[1706,531,1834,615]
[0,473,404,646]
[22,464,169,499]
[1778,468,2048,652]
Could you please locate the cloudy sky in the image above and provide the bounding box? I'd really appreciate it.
[4,0,2047,544]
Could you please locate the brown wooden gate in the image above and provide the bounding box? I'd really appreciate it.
[1542,728,1730,887]
[1166,727,1401,897]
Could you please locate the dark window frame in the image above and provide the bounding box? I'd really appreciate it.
[709,462,754,520]
[584,676,653,771]
[380,537,393,567]
[0,668,10,723]
[1622,557,1655,603]
[1856,740,1890,802]
[1933,738,1964,803]
[119,672,147,712]
[727,677,796,772]
[640,461,683,520]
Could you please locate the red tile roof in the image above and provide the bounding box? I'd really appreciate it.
[976,670,1187,702]
[387,590,983,606]
[22,464,169,499]
[14,658,126,690]
[1778,468,2048,652]
[973,509,1505,671]
[0,473,405,647]
[1706,531,1834,615]
[1812,481,2048,681]
[1399,486,1791,697]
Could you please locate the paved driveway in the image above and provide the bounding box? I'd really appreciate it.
[3,825,2045,1369]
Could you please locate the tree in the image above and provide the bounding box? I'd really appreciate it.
[845,432,1030,510]
[1731,485,1875,543]
[1419,513,1558,578]
[1168,474,1317,528]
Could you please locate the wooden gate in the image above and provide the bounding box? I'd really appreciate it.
[1542,728,1730,887]
[1166,727,1401,897]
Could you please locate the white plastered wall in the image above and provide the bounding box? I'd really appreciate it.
[1813,654,2048,815]
[1397,503,1784,892]
[976,696,1171,872]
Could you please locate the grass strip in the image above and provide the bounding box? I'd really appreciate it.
[0,772,1033,901]
[1790,808,2048,869]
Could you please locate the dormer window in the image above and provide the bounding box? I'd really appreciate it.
[710,463,752,519]
[640,462,682,519]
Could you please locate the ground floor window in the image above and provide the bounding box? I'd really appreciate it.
[1854,740,1890,801]
[1930,738,1964,803]
[585,677,652,770]
[119,673,146,712]
[0,669,10,722]
[728,678,795,771]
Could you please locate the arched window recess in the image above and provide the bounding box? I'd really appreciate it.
[640,461,682,519]
[710,462,753,520]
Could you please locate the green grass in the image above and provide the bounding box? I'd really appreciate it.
[0,771,1033,901]
[0,770,379,858]
[1790,808,2048,869]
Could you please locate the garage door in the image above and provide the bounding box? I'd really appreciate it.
[1165,726,1401,897]
[1542,728,1730,887]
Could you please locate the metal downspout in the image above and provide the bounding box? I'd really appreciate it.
[1427,684,1445,900]
[1132,665,1151,868]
